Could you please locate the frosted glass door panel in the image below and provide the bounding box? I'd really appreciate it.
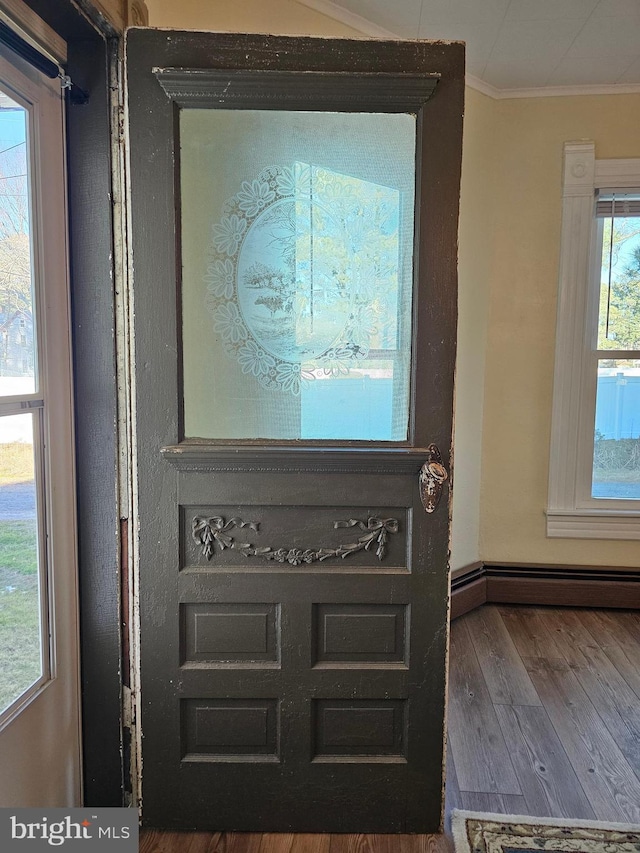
[180,110,416,440]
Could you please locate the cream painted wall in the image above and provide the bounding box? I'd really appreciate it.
[449,87,496,572]
[145,0,361,36]
[480,93,640,568]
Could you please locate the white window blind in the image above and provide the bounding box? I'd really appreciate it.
[595,191,640,218]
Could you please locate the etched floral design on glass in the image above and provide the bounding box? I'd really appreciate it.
[275,362,315,396]
[205,258,235,299]
[275,164,311,197]
[237,339,276,378]
[213,302,246,344]
[236,179,276,217]
[212,214,246,256]
[203,162,403,396]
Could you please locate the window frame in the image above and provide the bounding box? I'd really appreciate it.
[547,142,640,539]
[0,50,81,799]
[0,69,50,725]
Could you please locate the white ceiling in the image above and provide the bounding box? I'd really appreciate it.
[299,0,640,95]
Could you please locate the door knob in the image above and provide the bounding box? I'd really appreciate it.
[419,444,448,513]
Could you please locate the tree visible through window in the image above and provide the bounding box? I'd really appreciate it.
[592,196,640,499]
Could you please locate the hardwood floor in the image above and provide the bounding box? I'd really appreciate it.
[448,606,640,822]
[140,605,640,852]
[139,832,449,853]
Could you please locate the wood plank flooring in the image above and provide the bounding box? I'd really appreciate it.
[140,605,640,852]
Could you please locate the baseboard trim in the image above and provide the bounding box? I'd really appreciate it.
[451,576,486,620]
[451,562,640,618]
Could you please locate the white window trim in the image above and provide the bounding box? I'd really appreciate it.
[0,49,81,804]
[547,142,640,539]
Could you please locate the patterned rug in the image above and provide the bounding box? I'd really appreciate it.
[452,810,640,853]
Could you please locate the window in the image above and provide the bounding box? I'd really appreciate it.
[179,109,416,441]
[0,38,81,804]
[547,142,640,538]
[591,193,640,500]
[0,84,47,718]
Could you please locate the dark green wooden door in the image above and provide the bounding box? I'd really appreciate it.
[126,29,463,832]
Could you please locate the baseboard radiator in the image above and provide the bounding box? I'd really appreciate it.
[451,562,640,620]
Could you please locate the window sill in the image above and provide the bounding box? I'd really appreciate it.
[546,508,640,539]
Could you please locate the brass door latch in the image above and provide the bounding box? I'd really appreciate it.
[419,444,448,513]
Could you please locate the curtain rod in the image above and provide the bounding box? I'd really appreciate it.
[0,20,88,104]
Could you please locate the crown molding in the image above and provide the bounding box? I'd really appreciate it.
[464,74,500,98]
[487,81,640,99]
[295,0,399,38]
[418,68,640,101]
[295,0,640,100]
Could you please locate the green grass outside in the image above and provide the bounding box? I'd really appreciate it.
[0,519,41,714]
[0,520,38,575]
